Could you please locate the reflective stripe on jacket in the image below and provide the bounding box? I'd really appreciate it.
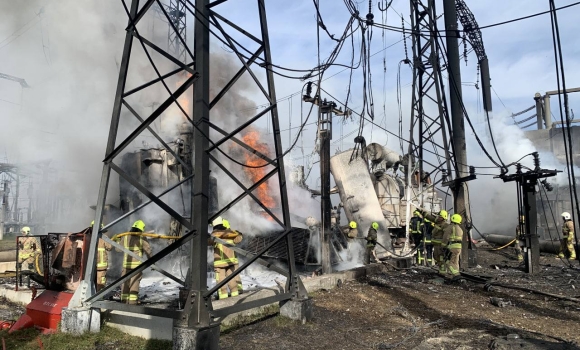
[442,223,463,249]
[97,239,112,270]
[212,229,243,267]
[122,235,152,269]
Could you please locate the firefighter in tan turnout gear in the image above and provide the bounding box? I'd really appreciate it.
[117,220,152,304]
[419,209,449,275]
[91,221,112,292]
[559,212,576,260]
[210,217,243,300]
[18,226,40,273]
[442,214,463,277]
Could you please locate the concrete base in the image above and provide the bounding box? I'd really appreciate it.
[279,298,313,324]
[61,307,100,335]
[173,323,220,350]
[103,310,173,340]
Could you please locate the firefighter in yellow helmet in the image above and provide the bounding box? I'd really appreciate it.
[364,222,379,264]
[209,217,244,299]
[91,221,112,292]
[514,215,524,262]
[559,212,576,259]
[118,220,152,304]
[418,209,449,275]
[18,226,40,273]
[347,221,358,239]
[441,214,464,277]
[410,210,425,265]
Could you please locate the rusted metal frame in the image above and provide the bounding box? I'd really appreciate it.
[101,235,184,285]
[101,175,193,232]
[85,230,195,304]
[122,62,194,98]
[208,122,274,164]
[122,100,191,172]
[131,32,196,75]
[210,12,271,103]
[104,73,198,162]
[207,104,274,153]
[110,163,194,230]
[209,11,263,45]
[208,153,283,227]
[211,293,291,318]
[209,47,264,110]
[204,227,293,297]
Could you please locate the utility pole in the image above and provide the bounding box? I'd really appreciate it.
[499,154,558,273]
[303,87,349,274]
[444,0,473,268]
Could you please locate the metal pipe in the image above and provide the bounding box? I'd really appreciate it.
[484,234,559,255]
[544,94,553,129]
[534,93,544,130]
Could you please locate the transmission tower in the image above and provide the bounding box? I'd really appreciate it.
[167,0,187,62]
[406,0,475,266]
[62,1,309,348]
[406,0,454,216]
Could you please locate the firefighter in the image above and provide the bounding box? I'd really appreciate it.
[514,215,524,262]
[410,210,424,265]
[419,209,449,275]
[559,212,576,260]
[347,221,358,239]
[364,222,379,264]
[423,217,434,266]
[91,221,112,292]
[119,220,152,304]
[442,214,463,278]
[210,217,243,300]
[18,227,39,273]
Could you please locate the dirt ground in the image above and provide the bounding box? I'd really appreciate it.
[220,243,580,350]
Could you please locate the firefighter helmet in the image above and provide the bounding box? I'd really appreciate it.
[132,220,146,232]
[451,214,462,224]
[212,216,223,227]
[21,227,30,235]
[90,220,105,229]
[371,222,379,230]
[222,219,231,229]
[413,210,421,217]
[438,210,449,220]
[349,221,357,229]
[562,212,571,221]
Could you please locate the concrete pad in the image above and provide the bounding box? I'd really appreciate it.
[102,310,174,341]
[0,262,15,273]
[0,284,33,305]
[61,307,100,335]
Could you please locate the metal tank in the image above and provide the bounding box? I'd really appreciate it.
[329,149,386,235]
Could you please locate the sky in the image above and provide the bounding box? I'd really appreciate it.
[0,0,578,232]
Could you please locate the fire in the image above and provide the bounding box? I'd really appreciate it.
[241,129,276,213]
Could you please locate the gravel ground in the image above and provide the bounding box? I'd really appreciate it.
[220,245,580,350]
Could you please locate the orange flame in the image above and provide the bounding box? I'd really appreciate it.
[242,129,276,213]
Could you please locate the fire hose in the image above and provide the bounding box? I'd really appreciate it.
[490,239,516,251]
[110,231,178,241]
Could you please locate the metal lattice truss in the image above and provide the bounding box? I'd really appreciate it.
[455,0,486,61]
[73,0,306,327]
[407,0,454,191]
[168,0,187,62]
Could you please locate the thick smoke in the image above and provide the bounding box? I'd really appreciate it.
[467,110,579,236]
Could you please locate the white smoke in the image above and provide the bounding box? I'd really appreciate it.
[467,110,578,236]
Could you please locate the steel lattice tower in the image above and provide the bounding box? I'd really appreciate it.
[64,1,308,348]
